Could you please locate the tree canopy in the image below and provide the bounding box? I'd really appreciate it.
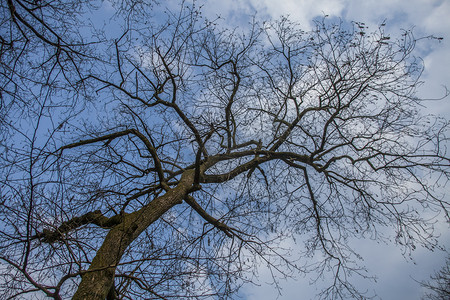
[420,256,450,300]
[0,1,449,299]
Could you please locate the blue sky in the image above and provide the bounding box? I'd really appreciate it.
[42,0,450,299]
[182,0,450,299]
[1,1,448,299]
[22,1,447,299]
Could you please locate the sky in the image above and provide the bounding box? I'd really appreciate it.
[83,0,448,299]
[91,0,448,299]
[185,0,450,299]
[1,1,448,299]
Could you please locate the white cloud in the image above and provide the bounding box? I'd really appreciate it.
[247,0,344,26]
[422,0,450,34]
[191,0,343,28]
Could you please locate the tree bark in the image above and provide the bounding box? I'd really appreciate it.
[72,170,195,300]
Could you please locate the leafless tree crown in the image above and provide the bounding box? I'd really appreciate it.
[0,1,449,299]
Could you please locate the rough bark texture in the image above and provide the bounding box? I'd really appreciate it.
[72,170,195,300]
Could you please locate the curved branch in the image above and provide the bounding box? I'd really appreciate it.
[34,210,124,243]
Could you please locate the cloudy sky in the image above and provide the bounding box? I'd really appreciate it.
[184,0,450,299]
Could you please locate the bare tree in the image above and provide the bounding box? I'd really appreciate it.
[420,256,450,300]
[1,1,449,299]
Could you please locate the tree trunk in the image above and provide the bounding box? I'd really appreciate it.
[72,170,195,300]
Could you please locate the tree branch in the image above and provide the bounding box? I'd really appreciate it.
[34,210,123,243]
[184,195,235,237]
